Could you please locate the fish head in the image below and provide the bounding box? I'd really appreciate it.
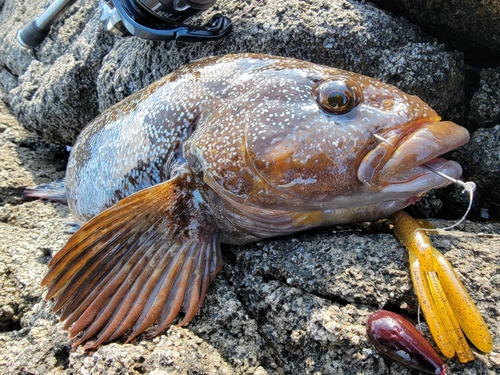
[187,55,469,219]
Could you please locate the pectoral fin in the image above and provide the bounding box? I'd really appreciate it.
[41,173,221,349]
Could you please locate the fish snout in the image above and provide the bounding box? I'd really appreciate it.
[358,121,470,193]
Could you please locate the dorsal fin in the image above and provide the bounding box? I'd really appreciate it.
[41,172,221,350]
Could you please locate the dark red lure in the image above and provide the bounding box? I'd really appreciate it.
[366,310,447,375]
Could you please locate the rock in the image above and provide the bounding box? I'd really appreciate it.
[455,125,500,220]
[371,0,500,58]
[0,0,499,374]
[1,0,464,144]
[459,67,500,220]
[2,1,113,144]
[0,100,67,206]
[0,99,499,375]
[470,67,500,129]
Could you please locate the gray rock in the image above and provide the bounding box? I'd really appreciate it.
[0,99,499,375]
[456,67,500,220]
[1,0,499,374]
[0,100,66,206]
[3,1,113,144]
[377,42,464,121]
[470,67,500,129]
[454,125,500,220]
[371,0,500,57]
[1,0,464,144]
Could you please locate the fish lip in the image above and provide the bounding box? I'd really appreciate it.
[357,120,470,192]
[378,157,463,194]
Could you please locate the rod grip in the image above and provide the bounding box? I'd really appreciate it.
[17,19,50,48]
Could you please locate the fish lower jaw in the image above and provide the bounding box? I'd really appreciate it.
[376,158,463,194]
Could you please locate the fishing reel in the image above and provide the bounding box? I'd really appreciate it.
[17,0,232,48]
[99,0,232,41]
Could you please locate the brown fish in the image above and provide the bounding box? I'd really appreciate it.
[41,53,469,349]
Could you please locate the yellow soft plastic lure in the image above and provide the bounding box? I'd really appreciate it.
[390,211,493,363]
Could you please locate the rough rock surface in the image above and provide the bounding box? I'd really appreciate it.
[371,0,500,59]
[0,0,500,374]
[454,125,500,220]
[1,0,464,145]
[0,102,499,374]
[469,67,500,129]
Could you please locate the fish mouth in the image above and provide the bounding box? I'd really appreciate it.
[358,121,470,194]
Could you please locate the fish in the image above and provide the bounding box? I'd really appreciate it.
[41,53,470,349]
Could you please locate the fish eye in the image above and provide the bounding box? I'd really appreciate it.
[313,79,361,115]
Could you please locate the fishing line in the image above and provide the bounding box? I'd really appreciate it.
[421,165,476,231]
[372,133,476,231]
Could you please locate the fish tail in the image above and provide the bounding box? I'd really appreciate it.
[41,172,221,349]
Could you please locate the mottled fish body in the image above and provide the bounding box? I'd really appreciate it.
[42,54,469,348]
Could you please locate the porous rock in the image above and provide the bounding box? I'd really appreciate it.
[469,67,500,128]
[0,0,499,374]
[371,0,500,58]
[454,125,500,220]
[0,102,499,375]
[1,0,464,145]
